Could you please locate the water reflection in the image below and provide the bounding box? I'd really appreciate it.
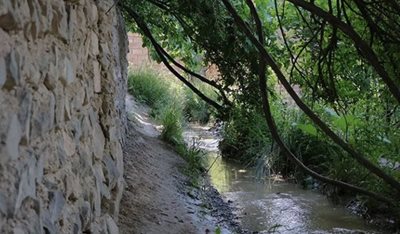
[184,126,379,233]
[205,153,378,234]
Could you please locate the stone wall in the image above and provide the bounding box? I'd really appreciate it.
[0,0,127,233]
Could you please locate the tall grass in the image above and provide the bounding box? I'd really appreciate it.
[128,69,213,182]
[128,70,171,107]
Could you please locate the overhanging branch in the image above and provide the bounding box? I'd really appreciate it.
[221,0,400,195]
[287,0,400,104]
[245,0,394,205]
[121,5,225,112]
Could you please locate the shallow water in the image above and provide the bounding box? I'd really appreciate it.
[184,125,381,234]
[205,154,380,233]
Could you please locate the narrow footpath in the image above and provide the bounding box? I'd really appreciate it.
[118,96,239,234]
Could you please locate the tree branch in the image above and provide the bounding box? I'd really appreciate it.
[220,0,400,194]
[243,0,394,205]
[121,5,225,112]
[286,0,400,104]
[156,44,232,108]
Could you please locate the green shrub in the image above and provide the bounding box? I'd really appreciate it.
[128,69,171,107]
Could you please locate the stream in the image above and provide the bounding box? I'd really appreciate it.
[184,125,381,234]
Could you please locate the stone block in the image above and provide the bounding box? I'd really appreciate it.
[102,154,117,187]
[3,50,21,90]
[111,178,125,219]
[63,131,75,157]
[93,61,101,93]
[42,211,57,234]
[0,28,12,57]
[106,215,119,234]
[65,172,78,201]
[60,57,75,86]
[92,166,102,217]
[0,192,8,215]
[30,89,55,137]
[92,121,105,160]
[90,31,99,56]
[12,227,24,234]
[44,63,59,90]
[85,4,98,26]
[80,201,91,230]
[50,4,68,40]
[15,158,37,212]
[64,95,72,121]
[49,191,65,223]
[17,89,32,145]
[54,86,65,124]
[0,57,5,87]
[67,4,77,41]
[0,11,18,32]
[6,114,22,160]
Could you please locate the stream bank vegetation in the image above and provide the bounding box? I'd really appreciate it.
[121,0,400,230]
[128,69,213,184]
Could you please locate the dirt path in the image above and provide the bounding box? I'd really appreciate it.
[118,96,237,234]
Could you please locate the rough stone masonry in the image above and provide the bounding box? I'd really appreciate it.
[0,0,128,233]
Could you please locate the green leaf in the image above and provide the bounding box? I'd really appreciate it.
[295,123,318,136]
[332,115,362,132]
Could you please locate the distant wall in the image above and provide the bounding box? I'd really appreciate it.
[127,33,151,68]
[0,0,127,233]
[127,32,182,75]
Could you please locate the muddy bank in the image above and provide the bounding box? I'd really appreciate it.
[118,96,242,233]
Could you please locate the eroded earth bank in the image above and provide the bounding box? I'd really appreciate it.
[118,96,242,234]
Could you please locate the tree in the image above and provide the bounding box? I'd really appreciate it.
[119,0,400,205]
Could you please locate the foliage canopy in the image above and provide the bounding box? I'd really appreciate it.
[120,0,400,205]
